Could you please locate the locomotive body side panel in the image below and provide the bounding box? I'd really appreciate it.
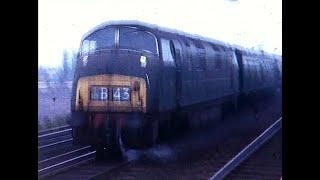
[239,52,281,94]
[175,38,239,108]
[154,30,241,111]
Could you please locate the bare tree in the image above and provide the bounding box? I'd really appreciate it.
[69,50,78,81]
[39,66,51,89]
[58,50,70,85]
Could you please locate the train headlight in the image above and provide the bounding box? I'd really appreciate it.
[113,87,131,101]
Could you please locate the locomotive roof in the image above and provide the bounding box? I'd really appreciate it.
[82,20,281,59]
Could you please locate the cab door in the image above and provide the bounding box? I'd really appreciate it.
[170,40,183,108]
[159,38,176,111]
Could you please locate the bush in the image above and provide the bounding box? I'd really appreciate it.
[38,122,43,131]
[54,115,69,127]
[43,116,53,129]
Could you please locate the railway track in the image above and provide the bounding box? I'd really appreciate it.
[38,125,72,148]
[38,125,71,136]
[210,117,282,180]
[38,125,95,178]
[38,148,142,179]
[38,125,136,179]
[38,118,281,179]
[38,125,76,160]
[95,116,282,180]
[38,146,96,178]
[225,131,282,179]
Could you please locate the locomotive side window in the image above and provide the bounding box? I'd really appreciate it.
[81,27,116,55]
[192,40,206,70]
[160,38,175,66]
[196,48,206,70]
[193,40,204,49]
[210,44,220,51]
[214,54,223,69]
[203,43,215,70]
[182,38,192,71]
[119,27,158,54]
[184,40,190,47]
[81,40,90,55]
[187,40,204,71]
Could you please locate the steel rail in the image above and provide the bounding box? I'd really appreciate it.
[38,151,96,173]
[209,117,282,180]
[38,128,72,138]
[38,146,91,164]
[38,138,73,149]
[38,125,71,137]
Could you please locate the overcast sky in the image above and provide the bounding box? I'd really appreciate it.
[39,0,281,67]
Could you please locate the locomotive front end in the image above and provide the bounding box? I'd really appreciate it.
[70,24,160,157]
